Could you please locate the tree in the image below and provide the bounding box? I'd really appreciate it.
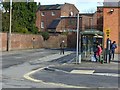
[2,2,10,32]
[2,2,39,34]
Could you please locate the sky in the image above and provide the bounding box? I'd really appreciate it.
[34,0,104,13]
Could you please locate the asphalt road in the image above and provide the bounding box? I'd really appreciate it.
[2,48,76,88]
[1,49,119,89]
[32,69,118,87]
[2,49,60,69]
[31,61,119,88]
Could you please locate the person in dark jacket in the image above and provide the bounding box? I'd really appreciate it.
[60,40,65,55]
[93,41,99,62]
[110,41,117,60]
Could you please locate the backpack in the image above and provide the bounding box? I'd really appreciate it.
[111,43,117,49]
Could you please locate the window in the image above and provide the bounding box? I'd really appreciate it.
[41,12,45,16]
[41,21,44,28]
[51,11,55,16]
[69,12,73,16]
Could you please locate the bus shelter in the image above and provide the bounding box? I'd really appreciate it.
[80,29,104,61]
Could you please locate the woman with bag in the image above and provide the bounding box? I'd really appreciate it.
[96,44,102,62]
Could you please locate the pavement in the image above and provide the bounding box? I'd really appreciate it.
[23,50,120,88]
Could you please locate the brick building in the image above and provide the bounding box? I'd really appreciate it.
[103,1,120,53]
[36,2,104,33]
[79,13,97,30]
[48,17,78,32]
[97,7,103,31]
[47,12,100,33]
[36,3,79,32]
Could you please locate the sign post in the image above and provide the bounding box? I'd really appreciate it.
[105,28,111,63]
[106,28,110,38]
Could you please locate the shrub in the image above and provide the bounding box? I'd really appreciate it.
[40,32,50,40]
[61,31,68,35]
[21,27,29,33]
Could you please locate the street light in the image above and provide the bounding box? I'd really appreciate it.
[7,0,12,51]
[76,13,81,64]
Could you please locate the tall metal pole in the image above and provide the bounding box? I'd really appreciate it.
[7,0,12,51]
[79,17,81,64]
[76,13,80,64]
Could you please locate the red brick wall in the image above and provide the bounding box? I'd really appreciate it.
[36,11,41,31]
[67,32,77,48]
[1,33,44,51]
[56,18,66,32]
[56,17,78,32]
[97,7,103,31]
[56,14,98,32]
[118,8,120,53]
[43,35,67,48]
[40,10,61,31]
[1,33,77,51]
[1,33,7,51]
[103,7,120,53]
[81,15,94,30]
[61,3,79,17]
[36,10,61,31]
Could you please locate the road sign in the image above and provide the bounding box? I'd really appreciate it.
[106,28,110,38]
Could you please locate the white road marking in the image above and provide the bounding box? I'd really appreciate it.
[70,70,95,74]
[93,73,119,77]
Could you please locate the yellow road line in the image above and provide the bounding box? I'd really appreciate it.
[23,67,87,88]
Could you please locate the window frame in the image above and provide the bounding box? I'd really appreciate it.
[51,11,55,16]
[41,21,44,29]
[41,12,45,16]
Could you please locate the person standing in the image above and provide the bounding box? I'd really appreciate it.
[60,40,65,55]
[110,41,117,60]
[96,44,102,62]
[93,42,98,62]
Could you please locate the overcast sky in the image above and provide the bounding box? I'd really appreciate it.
[34,0,104,13]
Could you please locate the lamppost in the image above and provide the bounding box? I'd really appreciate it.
[76,13,82,64]
[7,0,12,51]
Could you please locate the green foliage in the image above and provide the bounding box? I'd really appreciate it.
[40,32,50,40]
[2,2,10,12]
[61,31,68,35]
[17,27,29,33]
[2,2,39,34]
[2,12,10,32]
